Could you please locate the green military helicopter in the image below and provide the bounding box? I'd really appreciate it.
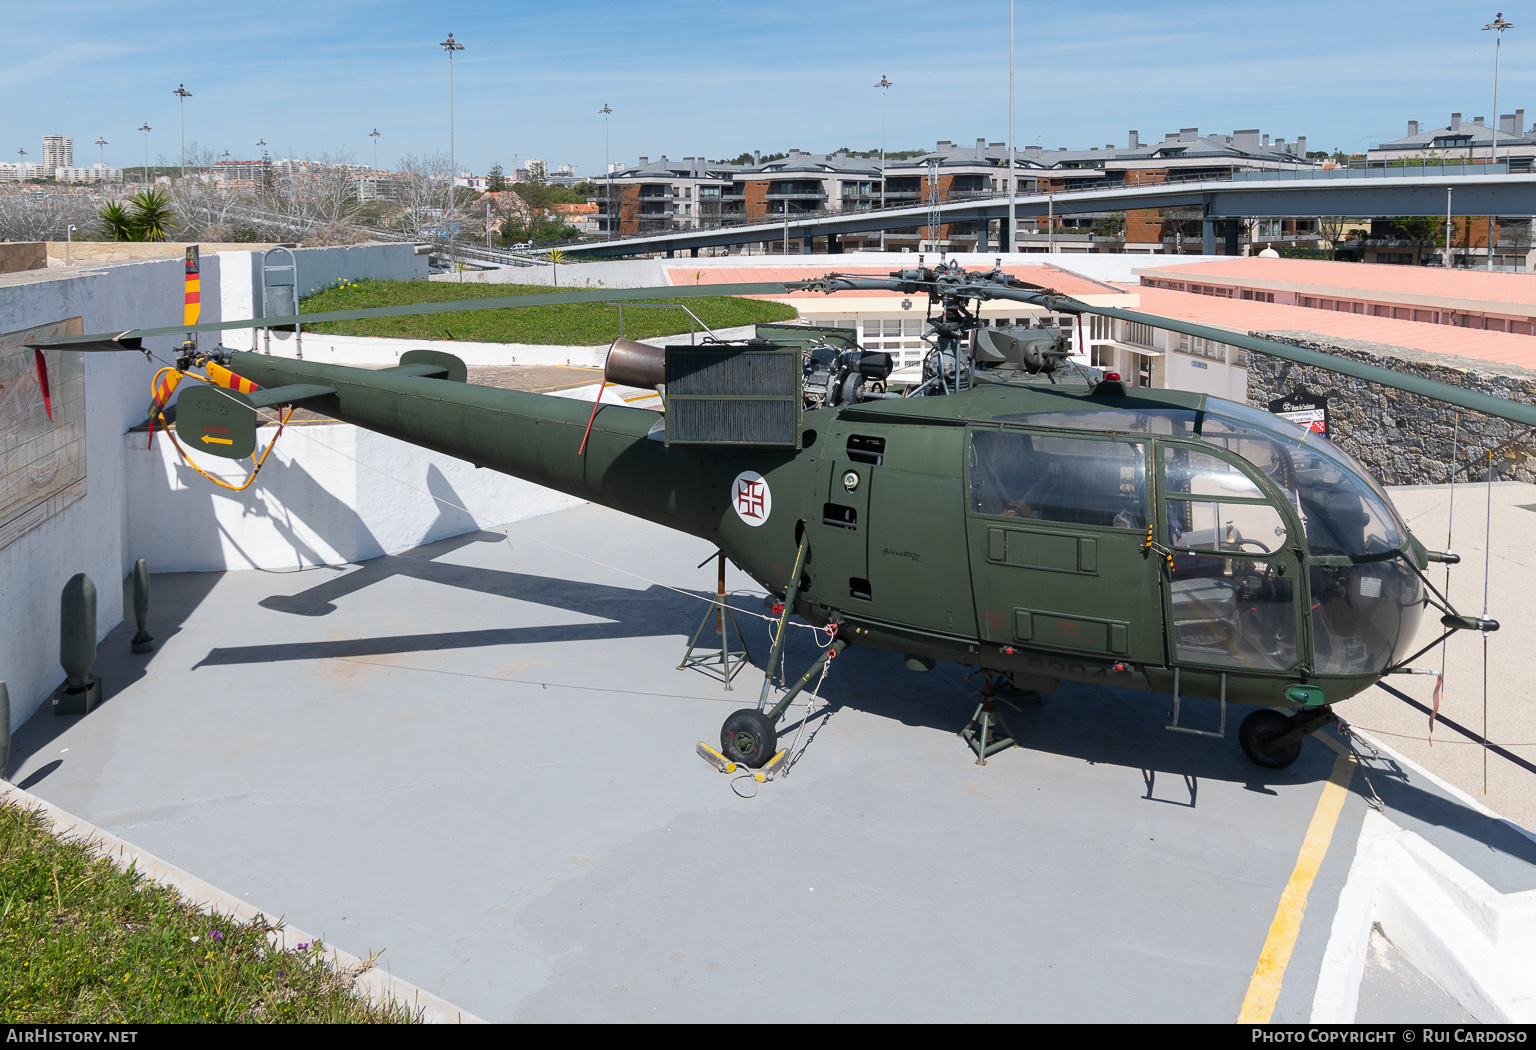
[30,261,1527,771]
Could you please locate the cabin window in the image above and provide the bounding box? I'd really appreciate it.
[1167,558,1297,671]
[1202,408,1406,557]
[969,430,1147,529]
[993,408,1197,436]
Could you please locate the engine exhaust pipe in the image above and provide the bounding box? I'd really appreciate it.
[604,337,665,391]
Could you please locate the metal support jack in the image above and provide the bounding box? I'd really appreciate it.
[1166,669,1227,739]
[961,673,1017,765]
[678,552,752,688]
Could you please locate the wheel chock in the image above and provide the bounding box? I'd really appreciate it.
[761,749,788,777]
[697,741,736,774]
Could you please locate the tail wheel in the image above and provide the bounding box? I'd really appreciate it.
[1239,709,1304,768]
[721,709,777,769]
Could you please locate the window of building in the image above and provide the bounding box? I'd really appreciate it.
[1125,322,1156,347]
[1176,334,1226,362]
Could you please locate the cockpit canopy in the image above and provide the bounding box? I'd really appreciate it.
[993,399,1407,559]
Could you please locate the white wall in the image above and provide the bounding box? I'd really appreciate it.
[124,425,583,572]
[0,259,179,733]
[218,243,429,353]
[440,251,1226,290]
[1,243,506,732]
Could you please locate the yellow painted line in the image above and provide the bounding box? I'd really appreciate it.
[1236,744,1356,1024]
[621,391,659,402]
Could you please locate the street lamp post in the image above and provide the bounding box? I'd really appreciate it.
[439,33,464,216]
[138,124,150,185]
[173,84,192,178]
[1008,0,1016,255]
[1483,12,1514,270]
[257,140,268,191]
[599,104,613,239]
[875,76,891,251]
[370,128,380,170]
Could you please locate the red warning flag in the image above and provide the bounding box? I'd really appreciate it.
[34,349,52,422]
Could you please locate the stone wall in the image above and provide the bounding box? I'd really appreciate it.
[0,242,47,274]
[1245,330,1536,485]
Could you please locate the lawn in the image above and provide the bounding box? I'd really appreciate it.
[0,800,413,1023]
[299,279,798,346]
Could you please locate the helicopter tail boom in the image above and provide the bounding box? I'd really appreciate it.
[218,350,715,538]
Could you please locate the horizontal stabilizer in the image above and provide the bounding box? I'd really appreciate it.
[243,383,336,409]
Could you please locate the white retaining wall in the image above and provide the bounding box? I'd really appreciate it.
[438,251,1223,289]
[124,424,583,572]
[2,244,479,731]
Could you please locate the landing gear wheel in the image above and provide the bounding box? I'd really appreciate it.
[721,709,778,769]
[1239,709,1303,768]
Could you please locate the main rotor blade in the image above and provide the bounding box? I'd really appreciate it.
[984,287,1536,430]
[25,282,791,350]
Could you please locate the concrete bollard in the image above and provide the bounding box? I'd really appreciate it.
[53,573,102,716]
[0,681,9,782]
[130,559,154,654]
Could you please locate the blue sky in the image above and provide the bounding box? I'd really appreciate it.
[4,1,1532,175]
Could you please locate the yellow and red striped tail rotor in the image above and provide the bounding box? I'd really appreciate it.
[183,246,200,328]
[204,360,258,393]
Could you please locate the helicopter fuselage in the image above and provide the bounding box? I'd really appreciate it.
[221,350,1430,716]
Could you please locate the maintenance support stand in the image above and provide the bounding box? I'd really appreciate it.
[961,673,1018,765]
[679,552,753,688]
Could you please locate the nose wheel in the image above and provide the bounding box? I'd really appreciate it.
[1239,706,1340,769]
[721,709,778,768]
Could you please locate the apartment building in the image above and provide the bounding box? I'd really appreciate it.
[53,164,123,183]
[596,127,1315,252]
[42,135,72,170]
[1368,112,1536,171]
[0,163,50,182]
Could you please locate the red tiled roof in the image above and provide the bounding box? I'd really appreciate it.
[665,264,1123,299]
[1135,257,1536,308]
[1124,285,1536,371]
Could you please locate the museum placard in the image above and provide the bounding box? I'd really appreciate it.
[0,317,87,551]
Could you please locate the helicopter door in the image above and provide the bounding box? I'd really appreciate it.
[965,428,1164,667]
[1157,442,1301,672]
[816,433,878,604]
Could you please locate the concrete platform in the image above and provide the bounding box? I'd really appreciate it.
[10,503,1536,1022]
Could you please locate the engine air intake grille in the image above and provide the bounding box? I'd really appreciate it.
[664,347,801,446]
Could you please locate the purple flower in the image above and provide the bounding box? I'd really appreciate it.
[211,930,222,941]
[296,942,309,951]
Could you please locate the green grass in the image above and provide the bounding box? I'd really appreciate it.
[0,800,414,1023]
[299,279,798,346]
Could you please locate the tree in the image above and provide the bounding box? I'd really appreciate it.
[1316,216,1350,260]
[128,189,176,241]
[1091,214,1125,241]
[487,163,506,192]
[1379,216,1444,264]
[0,192,98,242]
[97,200,138,242]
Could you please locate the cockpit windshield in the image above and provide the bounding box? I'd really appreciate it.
[1202,406,1406,558]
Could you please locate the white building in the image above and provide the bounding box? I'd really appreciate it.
[0,162,49,181]
[42,135,72,169]
[54,164,123,183]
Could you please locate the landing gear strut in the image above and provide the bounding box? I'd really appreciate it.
[1238,705,1338,768]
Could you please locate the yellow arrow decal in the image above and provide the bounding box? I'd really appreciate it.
[200,434,233,446]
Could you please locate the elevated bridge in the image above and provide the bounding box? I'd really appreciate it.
[567,167,1536,259]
